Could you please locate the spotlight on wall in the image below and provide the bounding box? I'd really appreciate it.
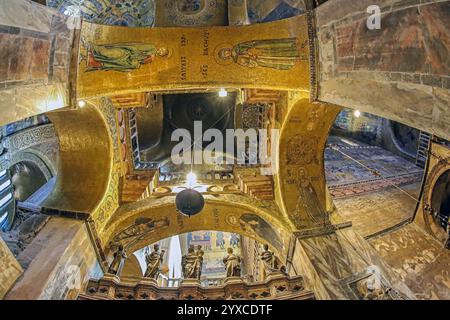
[353,110,361,118]
[78,100,86,108]
[218,88,228,97]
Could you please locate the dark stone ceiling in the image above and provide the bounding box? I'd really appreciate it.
[139,92,236,163]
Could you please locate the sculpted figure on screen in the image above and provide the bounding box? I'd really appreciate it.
[108,245,127,276]
[260,244,287,277]
[182,245,204,279]
[223,247,241,277]
[144,244,165,279]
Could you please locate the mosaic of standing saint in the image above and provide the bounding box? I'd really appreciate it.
[80,39,170,72]
[217,38,301,70]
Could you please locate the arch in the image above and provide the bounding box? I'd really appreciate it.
[102,194,293,257]
[430,170,450,230]
[5,123,59,179]
[42,104,113,213]
[422,153,450,244]
[9,153,53,182]
[276,97,341,229]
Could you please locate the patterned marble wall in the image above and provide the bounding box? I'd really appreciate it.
[383,142,450,300]
[291,227,416,300]
[323,140,449,299]
[0,0,78,126]
[47,0,155,27]
[325,136,423,237]
[370,222,450,300]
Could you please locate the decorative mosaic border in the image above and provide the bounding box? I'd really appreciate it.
[306,10,318,102]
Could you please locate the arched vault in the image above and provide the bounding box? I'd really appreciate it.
[275,98,341,229]
[102,194,294,256]
[42,104,113,213]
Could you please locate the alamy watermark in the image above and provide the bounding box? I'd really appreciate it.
[171,121,279,175]
[367,5,381,30]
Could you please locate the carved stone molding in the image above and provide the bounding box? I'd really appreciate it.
[338,269,409,300]
[306,10,318,101]
[293,221,352,240]
[80,273,313,300]
[7,124,57,154]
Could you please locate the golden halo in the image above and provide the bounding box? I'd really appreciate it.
[156,47,173,59]
[214,43,234,66]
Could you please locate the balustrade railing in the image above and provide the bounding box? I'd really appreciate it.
[80,273,313,300]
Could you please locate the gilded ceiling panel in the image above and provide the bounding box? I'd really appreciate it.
[48,0,155,27]
[154,0,228,27]
[276,98,341,229]
[77,15,310,97]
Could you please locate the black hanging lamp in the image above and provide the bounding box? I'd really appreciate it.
[175,155,204,217]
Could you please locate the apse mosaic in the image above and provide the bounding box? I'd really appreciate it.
[154,0,228,27]
[186,231,241,278]
[176,0,205,14]
[47,0,155,27]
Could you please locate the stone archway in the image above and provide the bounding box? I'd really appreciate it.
[276,97,341,229]
[422,145,450,246]
[42,104,113,213]
[102,194,293,258]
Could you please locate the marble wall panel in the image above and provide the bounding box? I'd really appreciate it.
[370,222,450,300]
[0,236,23,299]
[0,0,54,33]
[293,227,416,299]
[6,217,99,300]
[317,0,450,140]
[0,0,79,126]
